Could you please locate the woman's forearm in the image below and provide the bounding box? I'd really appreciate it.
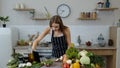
[32,40,38,51]
[31,27,50,51]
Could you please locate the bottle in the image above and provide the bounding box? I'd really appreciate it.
[83,12,85,18]
[80,12,83,19]
[92,12,97,19]
[105,0,110,8]
[97,33,105,47]
[28,53,34,62]
[77,35,81,45]
[28,42,34,62]
[108,39,113,46]
[87,12,89,18]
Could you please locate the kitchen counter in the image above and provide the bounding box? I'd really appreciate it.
[13,45,116,56]
[75,44,116,50]
[13,44,116,50]
[13,45,116,68]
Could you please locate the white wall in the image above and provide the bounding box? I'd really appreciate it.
[12,25,109,46]
[0,0,120,68]
[0,1,1,14]
[0,0,120,26]
[0,0,119,43]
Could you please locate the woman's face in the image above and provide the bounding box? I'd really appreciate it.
[51,23,60,31]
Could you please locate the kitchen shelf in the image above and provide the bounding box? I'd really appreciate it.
[32,18,50,20]
[95,8,118,11]
[13,8,35,11]
[78,18,97,20]
[13,8,51,21]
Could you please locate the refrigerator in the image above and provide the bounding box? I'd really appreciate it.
[0,28,18,68]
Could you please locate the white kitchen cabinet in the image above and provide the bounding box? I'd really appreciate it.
[0,28,18,68]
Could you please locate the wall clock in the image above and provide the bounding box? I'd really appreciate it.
[57,4,71,18]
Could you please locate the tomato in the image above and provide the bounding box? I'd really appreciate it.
[63,63,70,68]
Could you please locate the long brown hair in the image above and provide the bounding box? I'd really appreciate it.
[49,15,68,32]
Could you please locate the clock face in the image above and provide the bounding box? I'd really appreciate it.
[57,4,71,18]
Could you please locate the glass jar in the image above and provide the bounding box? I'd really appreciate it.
[28,53,34,62]
[92,12,97,19]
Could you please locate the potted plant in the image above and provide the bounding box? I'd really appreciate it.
[0,16,9,28]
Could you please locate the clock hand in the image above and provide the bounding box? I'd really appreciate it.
[60,10,64,15]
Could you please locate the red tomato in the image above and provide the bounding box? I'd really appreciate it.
[63,63,70,68]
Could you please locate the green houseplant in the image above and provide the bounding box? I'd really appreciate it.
[0,16,9,28]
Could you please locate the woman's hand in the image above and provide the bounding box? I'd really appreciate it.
[67,46,71,49]
[70,43,74,47]
[67,43,74,49]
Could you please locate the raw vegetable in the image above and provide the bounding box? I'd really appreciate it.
[89,55,105,67]
[44,59,53,67]
[73,62,80,68]
[79,50,90,65]
[66,47,79,59]
[80,56,90,65]
[63,63,70,68]
[66,60,72,64]
[26,62,32,66]
[63,54,68,63]
[79,50,88,56]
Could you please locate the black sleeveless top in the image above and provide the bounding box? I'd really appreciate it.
[51,30,68,58]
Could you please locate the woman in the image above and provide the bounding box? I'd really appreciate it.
[32,15,71,60]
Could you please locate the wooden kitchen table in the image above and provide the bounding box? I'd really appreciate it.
[41,62,62,68]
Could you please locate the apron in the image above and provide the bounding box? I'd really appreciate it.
[51,30,68,58]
